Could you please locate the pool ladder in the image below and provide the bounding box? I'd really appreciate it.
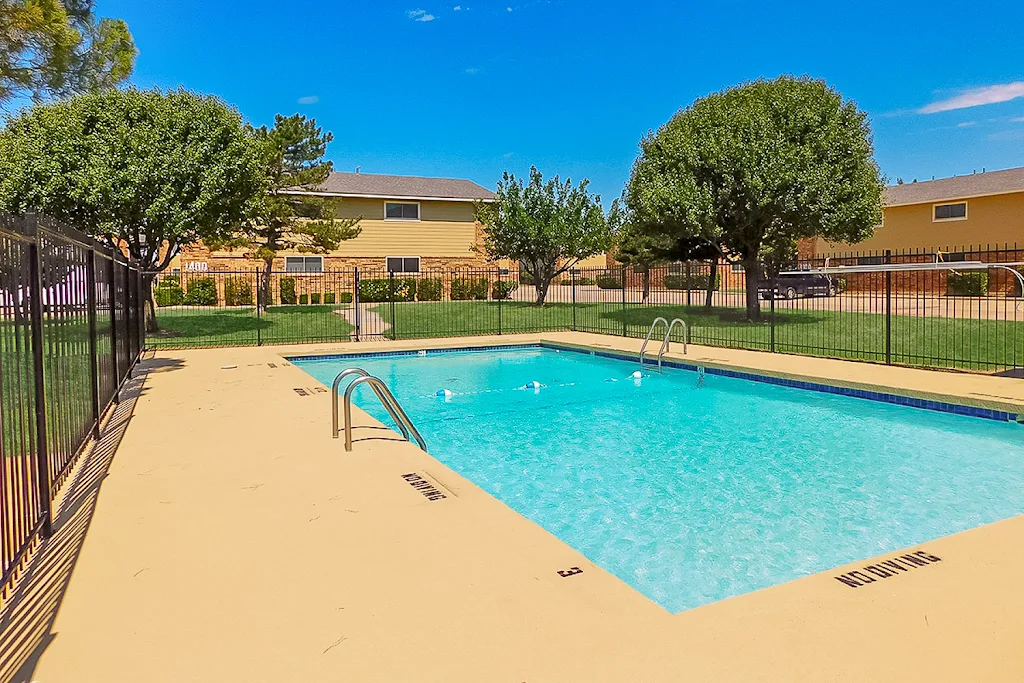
[638,318,689,372]
[331,368,427,453]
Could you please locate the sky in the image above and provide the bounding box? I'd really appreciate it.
[94,0,1024,202]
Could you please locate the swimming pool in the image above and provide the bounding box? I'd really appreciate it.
[293,345,1024,613]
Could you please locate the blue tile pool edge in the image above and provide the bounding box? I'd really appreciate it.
[285,342,1022,423]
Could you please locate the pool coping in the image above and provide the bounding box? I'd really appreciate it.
[287,340,1023,423]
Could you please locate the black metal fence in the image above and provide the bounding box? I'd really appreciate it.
[146,246,1023,374]
[1,212,145,591]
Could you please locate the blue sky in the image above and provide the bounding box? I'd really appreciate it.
[98,0,1024,202]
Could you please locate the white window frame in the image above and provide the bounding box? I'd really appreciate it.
[384,201,421,221]
[284,255,324,273]
[385,256,421,274]
[932,201,968,222]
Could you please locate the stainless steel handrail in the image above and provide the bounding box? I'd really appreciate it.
[639,317,669,371]
[657,318,688,368]
[331,368,409,441]
[342,375,427,452]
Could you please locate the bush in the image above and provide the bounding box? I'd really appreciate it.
[298,293,308,305]
[519,271,534,285]
[223,277,254,306]
[491,280,518,300]
[451,277,489,300]
[339,292,353,304]
[324,292,336,304]
[595,273,623,289]
[280,277,297,304]
[578,276,595,285]
[311,292,321,305]
[947,272,988,296]
[664,273,721,290]
[183,277,218,306]
[154,277,184,307]
[358,278,416,302]
[417,278,443,301]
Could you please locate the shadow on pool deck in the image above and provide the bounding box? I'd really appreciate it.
[0,369,147,683]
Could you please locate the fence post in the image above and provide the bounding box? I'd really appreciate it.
[256,267,262,347]
[86,247,101,439]
[353,266,360,342]
[496,268,503,335]
[621,265,627,337]
[389,270,397,340]
[685,262,692,307]
[885,249,892,364]
[25,214,53,538]
[109,250,120,403]
[571,268,577,332]
[125,263,134,378]
[770,289,776,353]
[137,269,145,355]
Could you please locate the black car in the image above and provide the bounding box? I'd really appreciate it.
[759,270,837,299]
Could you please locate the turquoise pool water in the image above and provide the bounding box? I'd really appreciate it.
[294,346,1024,613]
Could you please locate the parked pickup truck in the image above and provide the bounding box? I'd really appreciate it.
[759,270,837,299]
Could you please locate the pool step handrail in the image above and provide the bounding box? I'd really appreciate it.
[639,317,670,371]
[331,369,427,452]
[657,318,689,369]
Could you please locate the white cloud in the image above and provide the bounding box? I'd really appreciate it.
[503,152,514,159]
[956,121,976,128]
[297,95,319,105]
[506,6,512,10]
[1012,116,1024,123]
[919,82,1024,114]
[465,67,481,75]
[453,5,461,9]
[407,8,436,21]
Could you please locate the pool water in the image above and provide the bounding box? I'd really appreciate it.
[294,346,1024,613]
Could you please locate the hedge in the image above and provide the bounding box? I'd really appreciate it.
[324,293,336,304]
[224,277,254,306]
[491,280,518,300]
[947,272,988,296]
[664,273,721,290]
[280,277,297,304]
[359,277,416,302]
[154,276,184,307]
[417,278,443,301]
[310,292,321,305]
[183,277,218,306]
[595,273,622,289]
[519,271,535,285]
[339,291,353,304]
[451,277,489,300]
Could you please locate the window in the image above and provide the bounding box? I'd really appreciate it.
[284,256,323,273]
[933,202,967,221]
[857,255,885,266]
[385,202,420,220]
[386,256,420,273]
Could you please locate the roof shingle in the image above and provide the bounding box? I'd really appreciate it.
[300,172,495,201]
[884,166,1024,207]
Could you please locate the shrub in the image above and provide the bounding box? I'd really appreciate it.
[417,278,443,301]
[183,277,218,306]
[664,273,721,290]
[519,271,534,285]
[311,292,321,305]
[358,278,416,302]
[947,272,988,296]
[595,273,622,289]
[280,277,297,304]
[339,292,353,304]
[491,280,518,300]
[451,277,489,300]
[223,277,254,306]
[298,293,308,305]
[324,292,336,304]
[154,277,184,307]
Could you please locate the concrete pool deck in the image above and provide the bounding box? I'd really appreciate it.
[3,332,1024,682]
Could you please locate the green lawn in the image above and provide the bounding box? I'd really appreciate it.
[374,300,1024,371]
[147,305,355,348]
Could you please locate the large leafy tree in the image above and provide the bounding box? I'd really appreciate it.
[0,0,135,107]
[626,76,884,319]
[221,114,361,308]
[475,167,612,305]
[0,88,267,330]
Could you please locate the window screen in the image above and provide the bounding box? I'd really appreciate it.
[386,256,420,273]
[934,203,967,220]
[385,202,420,220]
[284,256,323,273]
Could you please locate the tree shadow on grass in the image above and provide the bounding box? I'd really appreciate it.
[602,305,829,328]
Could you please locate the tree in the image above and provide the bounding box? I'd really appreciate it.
[0,88,267,330]
[475,167,612,305]
[0,0,135,107]
[221,114,361,308]
[625,76,884,320]
[609,200,665,302]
